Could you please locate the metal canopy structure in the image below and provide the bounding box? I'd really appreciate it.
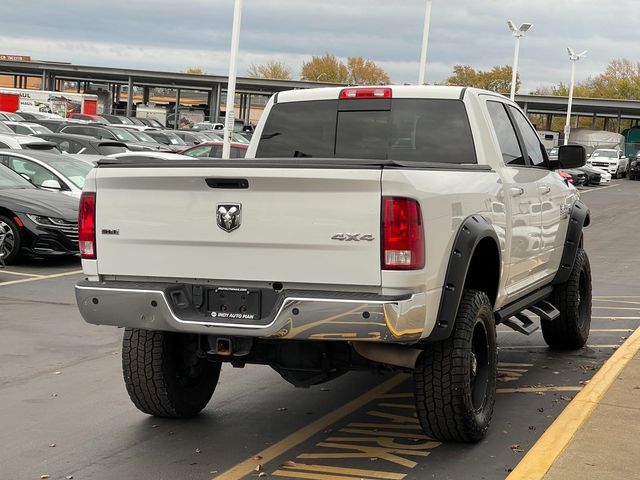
[516,94,640,120]
[0,59,330,93]
[3,60,640,129]
[0,59,336,124]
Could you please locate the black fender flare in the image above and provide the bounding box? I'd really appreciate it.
[428,215,501,342]
[552,200,590,285]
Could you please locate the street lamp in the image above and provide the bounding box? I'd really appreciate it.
[418,0,432,85]
[564,47,587,145]
[507,20,533,101]
[223,0,243,160]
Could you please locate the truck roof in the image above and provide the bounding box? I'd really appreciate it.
[276,85,471,103]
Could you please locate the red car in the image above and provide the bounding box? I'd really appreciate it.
[179,141,247,159]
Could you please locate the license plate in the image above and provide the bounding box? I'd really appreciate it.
[208,287,261,321]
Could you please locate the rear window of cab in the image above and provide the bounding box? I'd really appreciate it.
[256,98,477,164]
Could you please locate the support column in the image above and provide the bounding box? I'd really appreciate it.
[214,83,222,123]
[523,102,528,115]
[142,86,150,105]
[174,88,181,129]
[604,117,610,131]
[545,114,552,131]
[126,76,134,117]
[41,71,47,90]
[592,113,597,129]
[616,111,622,133]
[246,94,252,125]
[208,89,216,122]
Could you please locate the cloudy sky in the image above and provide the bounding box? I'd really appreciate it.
[1,0,637,92]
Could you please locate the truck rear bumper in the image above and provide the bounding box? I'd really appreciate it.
[75,281,428,343]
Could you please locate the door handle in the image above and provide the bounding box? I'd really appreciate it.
[538,185,551,195]
[510,187,525,197]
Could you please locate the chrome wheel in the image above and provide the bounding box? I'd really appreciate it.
[0,220,16,260]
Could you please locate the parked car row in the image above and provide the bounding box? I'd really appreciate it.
[0,111,252,265]
[549,146,614,186]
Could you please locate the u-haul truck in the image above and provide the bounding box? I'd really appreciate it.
[0,87,100,118]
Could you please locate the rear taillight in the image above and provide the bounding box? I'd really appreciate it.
[382,197,424,270]
[79,192,96,259]
[339,87,392,99]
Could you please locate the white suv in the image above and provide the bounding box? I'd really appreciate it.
[588,148,629,178]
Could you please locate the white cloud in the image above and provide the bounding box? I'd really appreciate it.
[2,0,638,91]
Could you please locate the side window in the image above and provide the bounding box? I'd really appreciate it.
[508,106,547,168]
[67,141,84,154]
[16,125,31,135]
[486,101,525,166]
[57,140,72,153]
[63,126,81,135]
[184,146,212,158]
[7,157,61,188]
[0,142,9,148]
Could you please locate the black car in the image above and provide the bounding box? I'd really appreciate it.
[174,130,211,145]
[0,164,78,264]
[576,165,602,186]
[137,118,164,128]
[98,114,132,125]
[35,133,128,155]
[59,124,167,152]
[629,157,640,180]
[142,130,188,152]
[560,169,587,186]
[28,119,75,132]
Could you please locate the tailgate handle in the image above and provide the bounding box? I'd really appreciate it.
[205,178,249,189]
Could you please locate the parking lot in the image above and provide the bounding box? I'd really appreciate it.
[0,178,637,480]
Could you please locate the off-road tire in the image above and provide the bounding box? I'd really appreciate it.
[413,289,497,442]
[0,215,22,265]
[122,329,221,417]
[542,248,592,349]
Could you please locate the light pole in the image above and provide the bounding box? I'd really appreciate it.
[223,0,243,159]
[564,47,587,145]
[418,0,432,85]
[507,21,533,101]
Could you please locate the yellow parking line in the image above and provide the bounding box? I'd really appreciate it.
[497,386,582,394]
[215,374,408,480]
[0,270,44,278]
[0,269,82,287]
[500,344,620,350]
[579,184,617,193]
[507,325,640,480]
[594,296,640,299]
[593,306,640,310]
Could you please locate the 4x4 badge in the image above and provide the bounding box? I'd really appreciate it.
[217,203,242,232]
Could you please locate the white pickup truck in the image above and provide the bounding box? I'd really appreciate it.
[75,86,592,442]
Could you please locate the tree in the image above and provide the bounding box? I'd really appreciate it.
[346,57,391,85]
[183,67,206,75]
[531,58,640,100]
[301,53,390,85]
[301,53,348,83]
[444,64,519,94]
[247,60,292,80]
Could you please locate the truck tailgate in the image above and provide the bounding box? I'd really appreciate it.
[94,167,382,286]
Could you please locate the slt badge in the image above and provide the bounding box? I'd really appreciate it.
[217,203,242,232]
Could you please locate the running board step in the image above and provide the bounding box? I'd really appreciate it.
[529,300,560,322]
[503,313,540,336]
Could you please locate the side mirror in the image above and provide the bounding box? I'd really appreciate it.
[41,179,62,190]
[550,144,586,170]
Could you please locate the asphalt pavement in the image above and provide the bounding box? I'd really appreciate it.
[1,180,638,480]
